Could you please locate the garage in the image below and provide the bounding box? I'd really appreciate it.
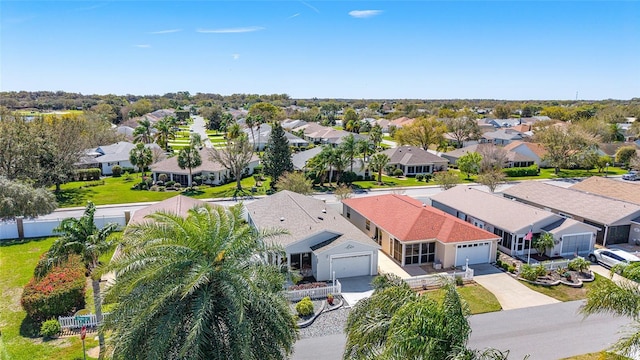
[331,254,372,278]
[561,233,592,256]
[455,242,491,266]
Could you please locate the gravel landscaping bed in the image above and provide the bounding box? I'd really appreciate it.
[297,307,351,339]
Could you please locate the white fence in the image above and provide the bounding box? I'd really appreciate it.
[284,280,341,302]
[58,313,109,329]
[540,259,571,271]
[0,215,126,241]
[403,268,474,289]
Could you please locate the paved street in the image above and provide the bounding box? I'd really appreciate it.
[293,300,634,360]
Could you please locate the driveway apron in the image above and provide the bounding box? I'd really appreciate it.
[473,271,560,310]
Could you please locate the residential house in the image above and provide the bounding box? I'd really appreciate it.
[484,118,521,128]
[128,195,207,225]
[245,191,380,281]
[243,123,309,151]
[78,141,162,175]
[430,186,597,258]
[375,119,391,132]
[343,194,500,268]
[389,117,415,129]
[150,148,259,187]
[502,141,548,167]
[291,146,369,179]
[570,177,640,205]
[481,128,525,145]
[502,182,640,246]
[382,146,448,176]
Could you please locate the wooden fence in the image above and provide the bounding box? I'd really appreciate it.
[284,280,341,302]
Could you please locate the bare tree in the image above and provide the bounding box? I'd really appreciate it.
[477,144,507,173]
[209,136,254,191]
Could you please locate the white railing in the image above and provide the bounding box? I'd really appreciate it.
[58,313,109,329]
[403,268,474,289]
[284,280,341,302]
[540,259,570,271]
[1,215,126,240]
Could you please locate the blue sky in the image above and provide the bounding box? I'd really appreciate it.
[1,1,638,100]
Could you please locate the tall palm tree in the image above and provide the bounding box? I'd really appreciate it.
[369,152,390,184]
[103,204,297,360]
[153,116,176,151]
[339,134,358,173]
[356,139,375,169]
[133,117,153,144]
[42,202,118,359]
[129,142,153,177]
[177,146,202,188]
[581,280,640,358]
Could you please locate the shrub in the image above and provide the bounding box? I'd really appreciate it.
[339,171,358,185]
[503,165,539,177]
[158,173,168,182]
[111,165,122,177]
[21,255,86,322]
[455,275,464,286]
[393,168,404,177]
[508,265,516,273]
[356,175,364,181]
[295,297,314,317]
[149,185,160,191]
[193,176,202,185]
[166,180,176,187]
[253,165,263,174]
[568,257,591,273]
[173,183,182,189]
[121,167,136,174]
[74,168,101,181]
[40,319,61,338]
[416,174,425,181]
[501,262,510,271]
[424,173,433,182]
[519,264,539,281]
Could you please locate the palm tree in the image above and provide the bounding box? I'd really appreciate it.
[103,204,297,360]
[133,117,153,144]
[369,152,390,184]
[344,274,472,360]
[153,116,176,151]
[177,146,202,188]
[356,139,375,169]
[129,142,153,177]
[42,202,117,359]
[340,134,358,173]
[581,280,640,358]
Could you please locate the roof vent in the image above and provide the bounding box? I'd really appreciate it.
[322,208,327,213]
[318,216,324,221]
[423,203,426,207]
[280,217,285,221]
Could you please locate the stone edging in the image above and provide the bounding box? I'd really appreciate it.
[518,273,595,288]
[296,296,345,328]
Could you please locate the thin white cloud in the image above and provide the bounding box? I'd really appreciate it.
[300,1,320,14]
[197,26,265,34]
[148,29,182,34]
[135,44,151,48]
[349,10,383,18]
[288,13,300,19]
[75,3,109,12]
[232,54,240,60]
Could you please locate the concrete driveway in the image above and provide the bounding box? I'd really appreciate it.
[338,276,374,307]
[473,266,560,310]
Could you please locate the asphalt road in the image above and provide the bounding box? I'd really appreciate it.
[292,300,634,360]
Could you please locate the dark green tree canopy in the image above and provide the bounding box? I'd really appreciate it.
[262,123,293,187]
[0,177,57,220]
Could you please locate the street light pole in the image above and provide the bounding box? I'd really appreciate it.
[605,163,609,177]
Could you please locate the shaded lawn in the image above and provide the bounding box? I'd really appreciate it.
[421,283,502,315]
[519,273,610,302]
[55,175,270,207]
[0,237,98,360]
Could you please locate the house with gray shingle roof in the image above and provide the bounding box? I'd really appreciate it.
[502,182,640,247]
[77,141,162,175]
[382,146,448,176]
[245,190,379,281]
[430,185,597,258]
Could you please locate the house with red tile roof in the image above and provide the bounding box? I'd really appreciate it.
[342,194,500,269]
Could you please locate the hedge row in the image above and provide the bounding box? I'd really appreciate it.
[21,255,86,322]
[74,168,101,181]
[503,165,539,177]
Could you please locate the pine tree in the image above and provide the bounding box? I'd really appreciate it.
[263,123,293,188]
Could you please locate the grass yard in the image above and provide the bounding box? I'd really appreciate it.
[54,175,270,207]
[0,238,98,360]
[421,283,502,315]
[519,273,610,302]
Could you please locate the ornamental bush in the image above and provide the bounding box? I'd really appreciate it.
[295,297,314,317]
[40,319,62,338]
[519,264,546,282]
[503,165,539,177]
[111,165,122,177]
[393,168,404,177]
[21,255,86,323]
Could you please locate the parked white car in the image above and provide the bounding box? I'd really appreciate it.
[588,249,640,268]
[622,171,639,181]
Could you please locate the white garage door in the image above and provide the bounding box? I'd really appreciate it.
[332,254,371,278]
[455,242,491,266]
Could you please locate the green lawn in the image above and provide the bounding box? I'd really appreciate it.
[0,238,98,360]
[519,273,610,302]
[422,283,502,315]
[54,175,270,207]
